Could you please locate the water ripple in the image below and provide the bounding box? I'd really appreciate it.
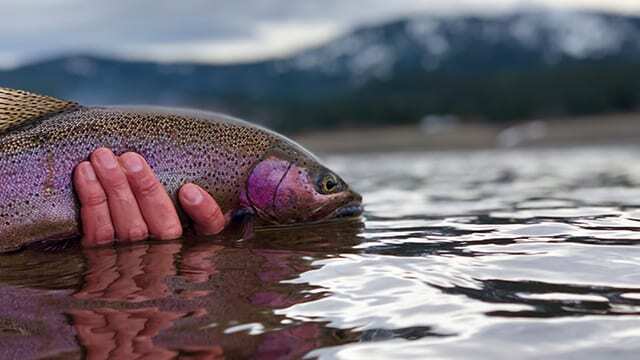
[4,147,640,359]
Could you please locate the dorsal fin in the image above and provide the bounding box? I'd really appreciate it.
[0,87,78,133]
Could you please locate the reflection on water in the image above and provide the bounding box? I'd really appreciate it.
[0,225,359,359]
[4,146,640,359]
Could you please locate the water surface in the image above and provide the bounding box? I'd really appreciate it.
[3,146,640,359]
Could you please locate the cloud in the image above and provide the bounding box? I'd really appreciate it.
[0,0,639,68]
[121,22,343,64]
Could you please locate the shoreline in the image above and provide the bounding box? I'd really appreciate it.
[292,112,640,154]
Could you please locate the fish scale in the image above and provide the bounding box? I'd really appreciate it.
[0,88,362,252]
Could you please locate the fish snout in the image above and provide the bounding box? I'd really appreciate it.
[334,191,364,219]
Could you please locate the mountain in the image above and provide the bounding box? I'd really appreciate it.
[288,11,640,77]
[2,11,640,132]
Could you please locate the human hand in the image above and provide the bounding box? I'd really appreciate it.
[73,148,227,246]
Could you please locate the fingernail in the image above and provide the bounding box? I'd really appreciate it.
[182,184,203,205]
[94,149,118,170]
[122,154,144,173]
[79,163,97,182]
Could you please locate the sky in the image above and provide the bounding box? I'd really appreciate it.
[1,0,640,69]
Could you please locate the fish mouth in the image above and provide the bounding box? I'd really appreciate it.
[333,202,364,219]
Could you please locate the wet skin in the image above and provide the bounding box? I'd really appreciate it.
[74,148,227,247]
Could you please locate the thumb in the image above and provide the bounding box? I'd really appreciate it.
[178,184,227,235]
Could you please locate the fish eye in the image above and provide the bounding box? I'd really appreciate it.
[318,173,341,194]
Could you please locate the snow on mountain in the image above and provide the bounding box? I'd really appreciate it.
[282,10,640,82]
[286,28,398,81]
[507,11,638,59]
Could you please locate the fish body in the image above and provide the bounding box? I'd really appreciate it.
[0,88,362,252]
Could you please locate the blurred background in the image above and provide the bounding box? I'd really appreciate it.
[2,0,640,152]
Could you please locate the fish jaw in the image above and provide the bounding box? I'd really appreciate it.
[326,191,364,220]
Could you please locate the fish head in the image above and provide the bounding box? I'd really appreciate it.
[241,154,363,225]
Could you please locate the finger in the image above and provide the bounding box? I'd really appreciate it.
[74,161,115,246]
[90,148,148,242]
[178,184,226,235]
[120,152,182,240]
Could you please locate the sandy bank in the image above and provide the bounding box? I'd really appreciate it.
[293,113,640,154]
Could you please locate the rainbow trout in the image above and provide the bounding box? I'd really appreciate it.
[0,87,362,252]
